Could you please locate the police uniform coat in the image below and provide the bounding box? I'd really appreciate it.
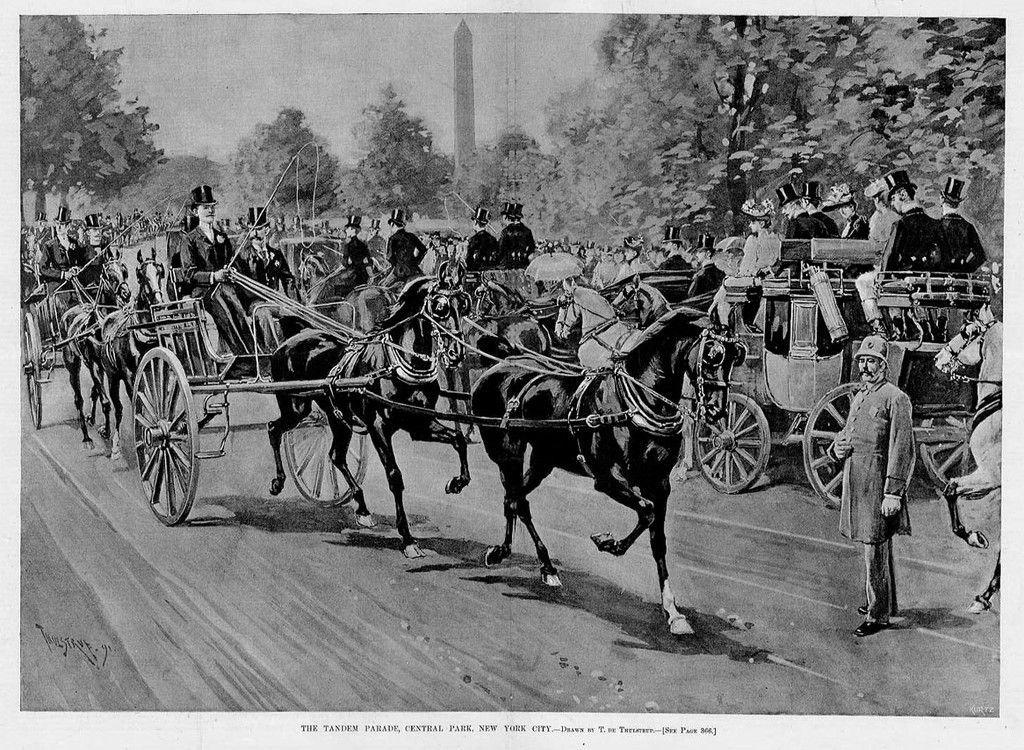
[940,212,986,273]
[386,228,428,280]
[881,207,949,273]
[465,229,500,271]
[830,381,914,543]
[498,222,537,269]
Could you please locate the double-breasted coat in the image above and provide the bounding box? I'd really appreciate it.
[830,381,914,543]
[386,228,428,280]
[465,229,501,271]
[940,212,986,273]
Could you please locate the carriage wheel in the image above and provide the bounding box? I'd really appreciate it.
[133,347,199,526]
[283,406,369,507]
[23,311,43,430]
[917,415,976,491]
[802,382,861,508]
[694,393,771,494]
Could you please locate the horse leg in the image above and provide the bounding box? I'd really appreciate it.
[647,485,693,635]
[267,395,311,495]
[108,373,124,462]
[590,468,656,557]
[483,456,525,568]
[66,351,93,448]
[408,418,471,494]
[366,419,421,558]
[322,407,375,528]
[969,552,1001,614]
[513,455,560,585]
[943,485,989,549]
[90,355,112,441]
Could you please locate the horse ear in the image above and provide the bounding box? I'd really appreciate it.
[150,246,157,261]
[137,248,144,264]
[562,277,576,292]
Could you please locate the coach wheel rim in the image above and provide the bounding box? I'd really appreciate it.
[917,414,976,491]
[802,382,861,508]
[133,347,199,526]
[283,406,369,507]
[23,312,43,429]
[694,392,770,494]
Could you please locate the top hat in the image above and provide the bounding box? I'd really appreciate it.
[741,198,775,220]
[84,214,103,229]
[190,185,217,206]
[472,207,490,224]
[696,233,716,251]
[822,183,854,211]
[54,206,71,224]
[802,181,823,205]
[247,206,270,228]
[775,184,802,207]
[941,177,967,205]
[501,201,523,219]
[388,208,407,226]
[35,210,47,223]
[345,215,362,229]
[883,170,916,197]
[855,335,888,362]
[662,225,683,243]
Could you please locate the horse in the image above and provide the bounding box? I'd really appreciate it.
[96,248,168,462]
[470,285,745,636]
[267,270,472,558]
[935,304,1002,613]
[60,250,133,447]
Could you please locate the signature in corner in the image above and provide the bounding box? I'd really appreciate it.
[34,623,112,669]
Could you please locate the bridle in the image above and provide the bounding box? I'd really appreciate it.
[938,317,1000,384]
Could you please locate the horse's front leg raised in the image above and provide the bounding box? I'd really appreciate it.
[408,417,471,494]
[590,467,656,557]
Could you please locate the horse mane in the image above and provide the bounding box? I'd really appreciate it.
[624,306,708,365]
[373,276,433,332]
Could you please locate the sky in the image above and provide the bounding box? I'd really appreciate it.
[80,13,613,163]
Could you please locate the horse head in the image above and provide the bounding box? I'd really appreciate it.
[136,247,166,308]
[689,326,746,424]
[936,305,998,378]
[100,252,132,307]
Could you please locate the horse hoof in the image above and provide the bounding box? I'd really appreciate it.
[541,572,562,588]
[403,543,425,559]
[269,477,285,496]
[590,532,616,553]
[968,531,990,549]
[83,439,94,449]
[669,615,694,636]
[98,428,110,440]
[356,513,377,528]
[968,599,990,615]
[482,546,504,567]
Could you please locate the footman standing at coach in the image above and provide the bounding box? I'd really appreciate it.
[829,336,914,637]
[938,177,986,273]
[465,207,500,272]
[497,201,536,269]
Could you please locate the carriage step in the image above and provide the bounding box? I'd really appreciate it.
[196,449,227,460]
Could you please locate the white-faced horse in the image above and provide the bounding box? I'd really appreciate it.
[935,304,1001,613]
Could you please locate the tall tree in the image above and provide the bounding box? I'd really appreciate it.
[230,107,340,217]
[20,16,163,213]
[342,85,453,215]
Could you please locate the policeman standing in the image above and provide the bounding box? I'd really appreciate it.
[465,207,500,272]
[938,177,986,273]
[383,209,428,286]
[497,201,536,269]
[829,336,914,637]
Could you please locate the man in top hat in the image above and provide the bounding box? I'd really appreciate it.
[497,201,536,269]
[339,214,373,289]
[828,335,914,637]
[879,169,949,273]
[237,205,294,349]
[823,183,869,240]
[365,217,387,273]
[657,226,693,271]
[686,233,726,300]
[465,207,500,273]
[938,177,986,273]
[173,185,255,355]
[777,184,831,239]
[803,181,839,238]
[383,208,428,286]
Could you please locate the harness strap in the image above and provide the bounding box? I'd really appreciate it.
[501,373,550,429]
[567,372,608,476]
[972,390,1002,433]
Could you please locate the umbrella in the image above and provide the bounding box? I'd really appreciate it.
[526,251,583,282]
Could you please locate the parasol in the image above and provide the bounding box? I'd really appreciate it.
[526,251,583,282]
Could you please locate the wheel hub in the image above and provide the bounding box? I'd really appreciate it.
[145,419,173,447]
[714,430,736,450]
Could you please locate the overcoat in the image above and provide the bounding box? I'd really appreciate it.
[940,213,986,273]
[881,207,949,272]
[784,213,832,240]
[386,228,428,280]
[498,222,537,269]
[830,381,914,543]
[465,229,501,271]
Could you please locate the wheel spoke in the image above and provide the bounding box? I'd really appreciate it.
[164,375,181,422]
[938,444,968,477]
[809,429,838,442]
[163,450,177,517]
[136,389,159,424]
[700,444,723,468]
[150,449,167,507]
[134,412,156,432]
[168,408,188,433]
[724,452,734,487]
[312,451,327,498]
[733,446,757,470]
[731,408,752,433]
[167,440,192,483]
[295,431,321,476]
[824,471,843,494]
[142,366,158,417]
[709,448,727,478]
[733,421,760,439]
[824,403,846,428]
[141,446,161,482]
[735,438,763,448]
[811,453,832,470]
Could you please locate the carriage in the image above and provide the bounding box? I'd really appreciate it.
[131,231,376,525]
[691,238,991,505]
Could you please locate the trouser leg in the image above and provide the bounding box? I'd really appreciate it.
[864,538,897,623]
[206,286,255,354]
[855,271,882,324]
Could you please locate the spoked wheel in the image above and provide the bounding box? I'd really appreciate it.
[802,382,860,507]
[694,393,771,494]
[133,347,199,526]
[22,311,43,429]
[916,414,976,491]
[283,405,369,507]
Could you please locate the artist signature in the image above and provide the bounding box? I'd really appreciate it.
[35,624,112,670]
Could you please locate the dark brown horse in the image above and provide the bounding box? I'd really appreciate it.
[267,272,471,558]
[470,304,745,636]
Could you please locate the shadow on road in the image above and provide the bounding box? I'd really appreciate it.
[893,607,981,632]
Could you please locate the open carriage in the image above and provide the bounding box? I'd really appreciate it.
[694,238,991,505]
